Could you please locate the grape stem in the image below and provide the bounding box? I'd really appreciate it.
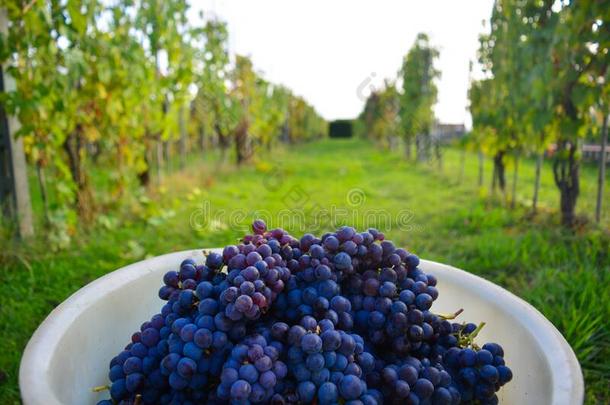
[436,308,464,320]
[92,385,109,392]
[456,321,487,348]
[469,321,486,340]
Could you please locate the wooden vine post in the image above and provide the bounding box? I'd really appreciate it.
[0,8,34,238]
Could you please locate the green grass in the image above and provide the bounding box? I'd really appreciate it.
[1,138,608,403]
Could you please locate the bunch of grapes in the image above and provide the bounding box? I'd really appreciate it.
[98,312,168,404]
[216,334,288,403]
[442,343,513,404]
[96,220,512,405]
[376,358,460,404]
[269,317,378,404]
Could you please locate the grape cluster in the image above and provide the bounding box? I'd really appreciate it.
[442,343,513,404]
[97,221,512,404]
[271,317,377,404]
[216,334,288,402]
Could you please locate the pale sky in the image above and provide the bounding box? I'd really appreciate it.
[191,0,494,126]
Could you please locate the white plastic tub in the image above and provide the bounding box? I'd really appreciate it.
[19,249,584,404]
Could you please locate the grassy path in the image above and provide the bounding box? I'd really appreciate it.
[1,138,608,403]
